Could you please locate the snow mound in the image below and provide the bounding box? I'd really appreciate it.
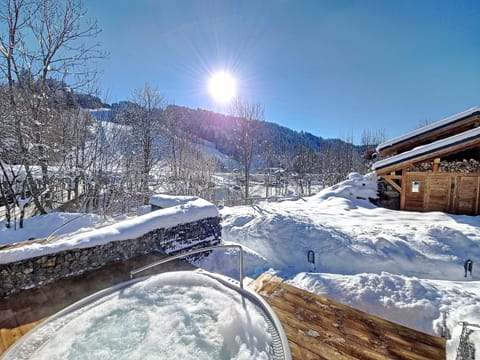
[310,172,378,208]
[149,194,200,209]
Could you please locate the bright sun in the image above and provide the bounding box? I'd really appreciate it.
[208,71,236,103]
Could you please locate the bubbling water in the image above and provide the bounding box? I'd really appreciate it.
[8,272,274,360]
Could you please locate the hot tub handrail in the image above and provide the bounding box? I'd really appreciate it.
[130,244,245,288]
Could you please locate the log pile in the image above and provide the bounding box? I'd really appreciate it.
[411,158,480,172]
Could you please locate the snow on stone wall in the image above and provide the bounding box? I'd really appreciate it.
[0,217,221,297]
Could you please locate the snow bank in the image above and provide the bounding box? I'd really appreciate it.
[310,172,378,207]
[0,197,219,264]
[0,213,110,246]
[149,194,200,209]
[195,172,480,358]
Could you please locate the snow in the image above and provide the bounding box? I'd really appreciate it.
[6,271,273,360]
[1,174,479,359]
[195,172,480,359]
[198,140,238,171]
[0,212,110,246]
[0,197,218,264]
[149,194,200,209]
[373,126,480,171]
[376,106,480,152]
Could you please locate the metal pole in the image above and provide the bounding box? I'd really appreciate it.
[130,244,245,288]
[239,245,244,287]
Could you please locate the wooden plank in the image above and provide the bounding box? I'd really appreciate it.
[0,327,23,353]
[477,176,480,215]
[0,318,44,356]
[277,282,443,350]
[433,158,440,173]
[404,173,425,211]
[269,305,360,360]
[400,169,407,210]
[454,175,479,215]
[254,275,445,360]
[0,330,8,354]
[288,340,331,360]
[425,174,451,212]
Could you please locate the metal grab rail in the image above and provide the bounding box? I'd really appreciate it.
[130,245,245,288]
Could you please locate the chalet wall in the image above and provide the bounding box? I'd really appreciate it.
[0,217,221,298]
[403,172,480,215]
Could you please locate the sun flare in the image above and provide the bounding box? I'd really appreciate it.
[208,71,236,103]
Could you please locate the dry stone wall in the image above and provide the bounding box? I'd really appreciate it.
[0,217,221,297]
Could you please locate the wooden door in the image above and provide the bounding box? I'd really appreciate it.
[453,175,479,215]
[404,173,425,211]
[425,175,451,212]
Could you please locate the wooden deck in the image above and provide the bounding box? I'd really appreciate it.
[0,319,43,354]
[250,273,446,360]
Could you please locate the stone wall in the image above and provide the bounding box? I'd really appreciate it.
[0,217,221,297]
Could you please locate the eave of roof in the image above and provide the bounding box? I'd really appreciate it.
[372,127,480,171]
[376,107,480,152]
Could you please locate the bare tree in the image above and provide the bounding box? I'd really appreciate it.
[161,106,218,201]
[360,128,386,172]
[294,144,316,196]
[120,84,165,205]
[230,98,264,203]
[0,0,104,215]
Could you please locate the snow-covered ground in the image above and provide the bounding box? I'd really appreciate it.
[1,173,479,359]
[197,172,480,359]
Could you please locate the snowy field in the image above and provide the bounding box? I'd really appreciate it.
[1,173,479,359]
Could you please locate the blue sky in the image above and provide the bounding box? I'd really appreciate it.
[85,0,480,144]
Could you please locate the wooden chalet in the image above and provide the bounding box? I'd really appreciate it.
[372,107,480,216]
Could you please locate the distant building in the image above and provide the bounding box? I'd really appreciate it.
[372,107,480,216]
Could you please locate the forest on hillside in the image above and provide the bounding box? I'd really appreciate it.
[0,0,383,227]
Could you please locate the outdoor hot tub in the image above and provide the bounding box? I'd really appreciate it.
[1,268,291,360]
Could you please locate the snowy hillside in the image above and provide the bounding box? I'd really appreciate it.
[196,172,480,359]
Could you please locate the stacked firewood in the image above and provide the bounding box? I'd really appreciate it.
[411,159,480,172]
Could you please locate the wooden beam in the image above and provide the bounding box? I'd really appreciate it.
[433,158,440,173]
[381,175,402,193]
[400,168,407,210]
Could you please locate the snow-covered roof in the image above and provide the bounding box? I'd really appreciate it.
[149,194,200,208]
[373,126,480,171]
[376,106,480,152]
